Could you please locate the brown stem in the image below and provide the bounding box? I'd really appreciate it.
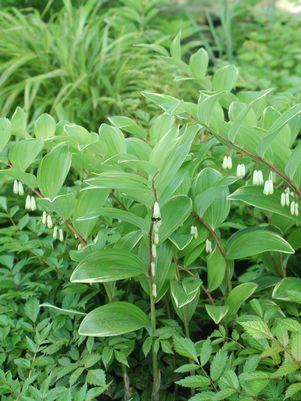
[110,191,128,211]
[193,210,232,292]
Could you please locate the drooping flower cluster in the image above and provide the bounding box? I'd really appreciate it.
[25,195,36,211]
[222,155,232,170]
[252,170,264,186]
[13,180,24,196]
[236,163,246,178]
[41,211,64,241]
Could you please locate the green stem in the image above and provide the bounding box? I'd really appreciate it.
[149,285,160,401]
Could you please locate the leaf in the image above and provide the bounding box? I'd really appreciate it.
[173,336,198,362]
[239,372,270,396]
[175,375,210,389]
[226,228,294,259]
[34,113,56,139]
[0,169,36,188]
[37,145,71,198]
[228,186,301,224]
[205,304,228,324]
[70,248,147,283]
[76,207,148,232]
[212,65,238,91]
[170,277,201,308]
[0,117,11,151]
[9,139,44,171]
[65,124,98,150]
[108,116,146,139]
[86,369,106,387]
[284,382,301,400]
[238,320,272,339]
[159,195,192,242]
[272,277,301,304]
[24,298,39,323]
[210,350,227,381]
[40,303,85,315]
[225,283,257,318]
[174,364,200,373]
[257,104,301,156]
[228,89,272,141]
[285,142,301,180]
[271,361,299,378]
[79,302,149,337]
[99,123,126,156]
[207,247,226,291]
[189,48,209,79]
[170,31,181,59]
[200,339,212,366]
[142,91,184,114]
[85,171,152,206]
[197,92,225,126]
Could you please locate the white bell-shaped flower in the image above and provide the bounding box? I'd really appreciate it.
[222,155,228,170]
[190,225,198,239]
[59,228,64,242]
[42,211,47,225]
[280,192,286,207]
[18,181,24,196]
[205,239,212,253]
[25,195,31,210]
[47,214,53,229]
[30,196,36,211]
[53,226,58,240]
[153,201,161,219]
[13,180,19,194]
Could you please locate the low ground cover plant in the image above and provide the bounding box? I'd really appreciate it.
[0,33,300,400]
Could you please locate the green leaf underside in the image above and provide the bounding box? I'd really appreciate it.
[70,249,147,283]
[79,302,149,337]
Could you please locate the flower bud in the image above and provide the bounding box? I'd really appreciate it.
[222,155,228,170]
[285,191,290,206]
[152,244,157,258]
[46,214,53,229]
[77,243,83,250]
[263,180,273,195]
[257,170,264,185]
[269,171,276,183]
[290,201,296,215]
[236,164,246,178]
[53,226,58,240]
[30,196,36,211]
[295,202,299,216]
[205,239,212,254]
[25,195,31,210]
[153,201,161,219]
[152,283,157,298]
[58,229,64,242]
[42,211,47,225]
[252,170,259,185]
[227,156,232,169]
[13,180,19,194]
[151,261,155,276]
[280,192,286,207]
[190,225,198,239]
[18,181,24,196]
